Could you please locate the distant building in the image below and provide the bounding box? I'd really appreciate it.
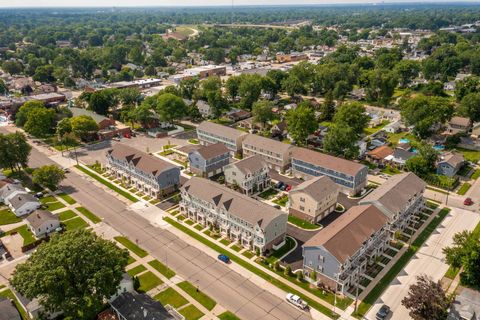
[437,152,465,177]
[288,176,339,223]
[242,134,294,172]
[196,121,248,155]
[224,155,271,195]
[171,65,226,84]
[26,210,60,238]
[70,107,131,141]
[188,143,230,178]
[196,100,212,118]
[276,52,308,63]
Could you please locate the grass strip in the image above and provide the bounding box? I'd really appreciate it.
[75,165,138,202]
[76,207,101,224]
[0,289,29,320]
[137,271,163,293]
[57,192,76,205]
[457,183,471,195]
[127,264,147,276]
[218,311,241,320]
[114,236,148,258]
[154,287,189,309]
[288,215,320,230]
[148,259,176,279]
[178,304,204,320]
[177,281,217,311]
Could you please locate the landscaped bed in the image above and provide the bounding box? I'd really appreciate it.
[273,195,288,207]
[288,215,320,230]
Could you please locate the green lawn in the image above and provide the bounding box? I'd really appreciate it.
[114,236,148,258]
[164,217,340,318]
[273,195,288,207]
[63,216,88,230]
[288,215,320,230]
[353,208,451,319]
[457,183,471,195]
[46,201,66,211]
[178,304,204,320]
[0,289,29,320]
[75,165,139,202]
[57,192,76,205]
[265,236,296,265]
[445,266,460,279]
[231,244,242,252]
[127,255,136,265]
[148,259,176,279]
[455,148,480,163]
[380,165,401,175]
[218,311,241,320]
[220,238,231,246]
[364,120,390,136]
[387,132,419,146]
[0,208,22,225]
[57,210,77,221]
[258,188,279,200]
[242,250,255,259]
[188,138,199,144]
[76,207,102,224]
[137,271,163,293]
[6,225,36,246]
[177,281,217,311]
[472,169,480,180]
[127,264,147,276]
[39,195,57,204]
[154,287,189,309]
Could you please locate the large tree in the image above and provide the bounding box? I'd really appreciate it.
[0,132,31,171]
[70,115,99,142]
[394,60,420,88]
[15,100,45,127]
[11,229,129,319]
[333,101,369,136]
[238,74,262,109]
[323,124,359,159]
[459,93,480,124]
[401,275,450,320]
[285,103,317,145]
[252,100,274,127]
[282,74,305,98]
[24,107,56,138]
[32,165,66,190]
[156,93,188,125]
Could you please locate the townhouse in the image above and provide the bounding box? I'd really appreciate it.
[180,177,287,253]
[106,144,180,198]
[224,155,271,196]
[196,121,248,155]
[288,176,339,223]
[188,143,230,178]
[291,148,368,196]
[242,134,294,172]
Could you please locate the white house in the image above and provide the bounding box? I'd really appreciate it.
[7,193,41,217]
[25,210,60,238]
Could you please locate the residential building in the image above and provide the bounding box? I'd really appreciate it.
[25,210,60,238]
[0,183,24,203]
[7,193,41,217]
[242,134,294,172]
[302,204,390,293]
[110,292,174,320]
[188,143,230,177]
[366,146,393,165]
[0,297,21,320]
[196,121,248,155]
[106,144,180,198]
[291,148,368,196]
[70,107,131,140]
[387,148,415,168]
[196,100,212,118]
[224,155,271,195]
[360,172,425,231]
[448,287,480,320]
[446,116,471,135]
[437,152,465,177]
[180,177,287,252]
[288,176,339,223]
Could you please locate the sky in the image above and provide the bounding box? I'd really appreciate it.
[0,0,477,8]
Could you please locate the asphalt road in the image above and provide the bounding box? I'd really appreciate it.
[27,146,311,320]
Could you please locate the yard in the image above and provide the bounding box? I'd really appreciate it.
[148,259,176,279]
[0,208,22,225]
[177,281,217,311]
[6,224,36,246]
[272,195,289,207]
[387,132,419,146]
[0,288,29,320]
[76,207,102,224]
[57,210,77,221]
[154,287,188,309]
[455,148,480,163]
[364,120,390,136]
[137,271,163,293]
[127,264,147,276]
[114,236,148,258]
[264,236,296,264]
[288,215,320,230]
[258,188,279,200]
[178,304,204,320]
[63,216,88,230]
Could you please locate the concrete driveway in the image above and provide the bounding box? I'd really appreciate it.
[366,207,480,320]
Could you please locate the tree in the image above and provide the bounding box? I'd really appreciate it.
[405,143,438,176]
[179,77,199,100]
[318,92,336,121]
[156,93,188,125]
[362,69,398,107]
[238,74,262,109]
[401,275,450,320]
[285,103,317,145]
[2,60,23,75]
[0,79,7,95]
[88,90,115,116]
[0,132,31,171]
[24,107,56,138]
[282,74,305,98]
[11,229,129,319]
[252,100,274,127]
[323,124,359,159]
[56,118,72,138]
[71,115,99,141]
[225,76,241,101]
[15,100,45,127]
[459,93,480,124]
[32,165,66,190]
[333,102,369,136]
[133,103,154,128]
[405,156,431,177]
[394,60,420,88]
[455,76,480,102]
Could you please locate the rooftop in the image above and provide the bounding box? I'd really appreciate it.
[228,155,268,175]
[26,210,59,229]
[243,134,294,155]
[70,107,108,124]
[290,176,339,200]
[197,121,248,141]
[110,292,174,320]
[193,143,230,160]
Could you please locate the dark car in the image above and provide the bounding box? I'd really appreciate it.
[276,182,284,189]
[218,254,230,264]
[464,197,473,206]
[375,304,390,320]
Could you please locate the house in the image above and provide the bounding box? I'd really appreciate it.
[448,287,480,320]
[196,100,212,118]
[106,144,180,198]
[226,109,251,122]
[437,152,465,177]
[110,292,174,320]
[224,155,271,195]
[387,148,416,167]
[7,193,41,217]
[288,176,339,223]
[291,148,368,196]
[110,273,135,301]
[0,183,24,203]
[366,146,393,165]
[70,107,131,140]
[446,116,471,135]
[242,134,294,172]
[302,204,390,293]
[25,210,60,238]
[270,121,288,138]
[196,121,248,155]
[188,143,230,177]
[180,177,287,253]
[360,172,425,231]
[384,120,402,133]
[0,297,21,320]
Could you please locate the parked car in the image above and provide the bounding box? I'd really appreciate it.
[286,293,308,310]
[375,304,390,320]
[280,184,287,191]
[464,198,473,206]
[285,185,292,192]
[275,181,284,189]
[63,168,70,173]
[34,192,44,199]
[217,254,230,264]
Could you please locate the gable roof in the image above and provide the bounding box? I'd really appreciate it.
[291,176,338,200]
[292,147,367,176]
[26,210,59,229]
[182,177,284,228]
[108,144,177,177]
[110,292,174,320]
[392,148,415,161]
[197,121,248,141]
[193,143,229,160]
[243,134,294,155]
[229,155,268,175]
[1,183,24,198]
[8,193,39,209]
[367,146,393,159]
[449,116,470,127]
[303,204,388,263]
[440,152,465,168]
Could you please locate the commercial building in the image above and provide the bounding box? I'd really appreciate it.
[180,177,287,253]
[188,143,230,177]
[276,52,308,63]
[196,121,248,155]
[242,134,294,172]
[106,144,180,198]
[171,65,227,84]
[224,155,271,195]
[288,176,339,223]
[291,148,368,196]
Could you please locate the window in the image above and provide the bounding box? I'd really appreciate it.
[300,206,305,211]
[300,197,305,202]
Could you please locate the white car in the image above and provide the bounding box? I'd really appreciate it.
[286,293,308,310]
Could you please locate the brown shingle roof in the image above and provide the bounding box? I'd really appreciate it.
[292,147,366,176]
[449,116,470,127]
[193,143,229,160]
[229,155,268,175]
[197,121,248,141]
[26,210,58,229]
[243,134,294,154]
[290,176,338,200]
[182,177,284,228]
[108,144,177,177]
[367,146,393,159]
[303,204,388,263]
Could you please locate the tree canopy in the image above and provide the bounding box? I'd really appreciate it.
[32,165,66,190]
[285,103,317,145]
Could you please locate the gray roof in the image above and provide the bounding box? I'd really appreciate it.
[448,287,480,320]
[110,292,174,320]
[193,143,229,160]
[8,193,39,210]
[70,107,108,123]
[229,155,268,175]
[197,121,248,141]
[440,152,465,168]
[243,134,294,155]
[182,177,285,229]
[0,297,21,320]
[0,183,24,199]
[393,148,415,161]
[26,210,59,229]
[290,176,339,200]
[360,173,425,218]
